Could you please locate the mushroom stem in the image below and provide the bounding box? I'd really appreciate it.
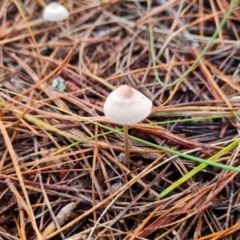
[123,125,130,166]
[55,22,60,38]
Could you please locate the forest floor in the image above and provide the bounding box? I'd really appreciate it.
[0,0,240,239]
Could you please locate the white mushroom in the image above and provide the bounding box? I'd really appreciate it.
[104,85,152,125]
[104,85,152,165]
[42,2,69,22]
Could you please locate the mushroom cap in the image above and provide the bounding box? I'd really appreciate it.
[42,2,69,22]
[104,85,152,125]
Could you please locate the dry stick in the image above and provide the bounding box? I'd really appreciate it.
[0,25,56,45]
[105,60,194,82]
[36,0,46,7]
[92,124,99,224]
[123,125,130,165]
[38,173,65,240]
[0,120,43,240]
[0,130,18,172]
[13,0,44,69]
[6,179,27,240]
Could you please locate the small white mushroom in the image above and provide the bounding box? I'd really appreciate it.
[104,85,152,125]
[42,2,69,22]
[104,85,152,165]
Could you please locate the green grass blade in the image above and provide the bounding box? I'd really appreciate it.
[159,139,240,198]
